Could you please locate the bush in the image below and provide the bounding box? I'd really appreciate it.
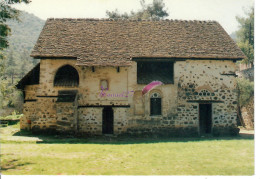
[237,78,254,107]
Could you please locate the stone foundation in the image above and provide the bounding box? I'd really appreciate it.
[123,126,198,137]
[212,125,240,136]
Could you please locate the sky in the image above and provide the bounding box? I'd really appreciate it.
[12,0,254,34]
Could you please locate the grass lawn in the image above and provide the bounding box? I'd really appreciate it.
[0,123,254,175]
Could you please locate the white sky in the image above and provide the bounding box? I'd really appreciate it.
[12,0,254,34]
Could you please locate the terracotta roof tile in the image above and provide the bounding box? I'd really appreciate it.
[31,18,246,66]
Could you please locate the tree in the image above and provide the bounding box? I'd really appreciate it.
[6,50,17,84]
[19,49,33,77]
[237,41,254,65]
[106,0,169,20]
[1,0,30,75]
[0,0,30,109]
[236,7,254,66]
[0,0,30,52]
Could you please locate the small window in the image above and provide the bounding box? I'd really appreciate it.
[150,92,162,116]
[100,80,108,90]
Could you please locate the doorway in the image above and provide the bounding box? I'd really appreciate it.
[102,107,114,134]
[199,103,212,135]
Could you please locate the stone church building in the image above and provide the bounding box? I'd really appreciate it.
[17,18,245,136]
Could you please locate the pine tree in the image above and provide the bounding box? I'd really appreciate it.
[6,50,16,84]
[236,7,254,66]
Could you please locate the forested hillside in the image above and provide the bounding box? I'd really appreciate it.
[3,11,45,78]
[0,11,45,112]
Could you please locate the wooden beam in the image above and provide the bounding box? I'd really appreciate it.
[78,105,130,108]
[187,100,224,103]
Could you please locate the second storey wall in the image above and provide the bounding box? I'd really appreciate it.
[125,59,238,136]
[38,59,129,106]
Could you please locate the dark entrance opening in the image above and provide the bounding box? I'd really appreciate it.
[137,61,174,84]
[199,103,212,135]
[54,65,79,87]
[102,107,114,134]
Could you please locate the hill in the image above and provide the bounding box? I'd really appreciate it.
[3,11,45,79]
[0,11,45,110]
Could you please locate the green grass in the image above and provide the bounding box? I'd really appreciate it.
[0,123,254,175]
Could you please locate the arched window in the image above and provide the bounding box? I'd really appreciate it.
[54,65,79,87]
[199,89,211,96]
[150,92,162,116]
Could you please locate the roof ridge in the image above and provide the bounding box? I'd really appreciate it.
[47,17,218,23]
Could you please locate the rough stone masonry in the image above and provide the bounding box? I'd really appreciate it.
[17,18,246,137]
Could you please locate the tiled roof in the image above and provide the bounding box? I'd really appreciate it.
[31,18,246,66]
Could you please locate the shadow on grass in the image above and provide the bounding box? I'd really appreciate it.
[12,130,254,145]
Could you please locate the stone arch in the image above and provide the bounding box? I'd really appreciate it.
[54,65,79,87]
[195,84,214,93]
[198,89,212,97]
[150,92,162,98]
[149,89,163,98]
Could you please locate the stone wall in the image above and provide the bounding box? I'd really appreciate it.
[78,107,103,135]
[20,85,39,130]
[20,101,36,130]
[124,61,181,136]
[175,60,238,136]
[114,108,129,134]
[31,97,57,133]
[20,58,239,136]
[56,98,78,133]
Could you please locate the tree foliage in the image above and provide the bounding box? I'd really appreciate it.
[0,0,30,79]
[0,0,30,51]
[237,78,254,107]
[106,0,169,20]
[0,9,44,112]
[0,0,27,110]
[236,7,254,66]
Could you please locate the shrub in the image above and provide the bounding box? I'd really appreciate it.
[237,78,254,107]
